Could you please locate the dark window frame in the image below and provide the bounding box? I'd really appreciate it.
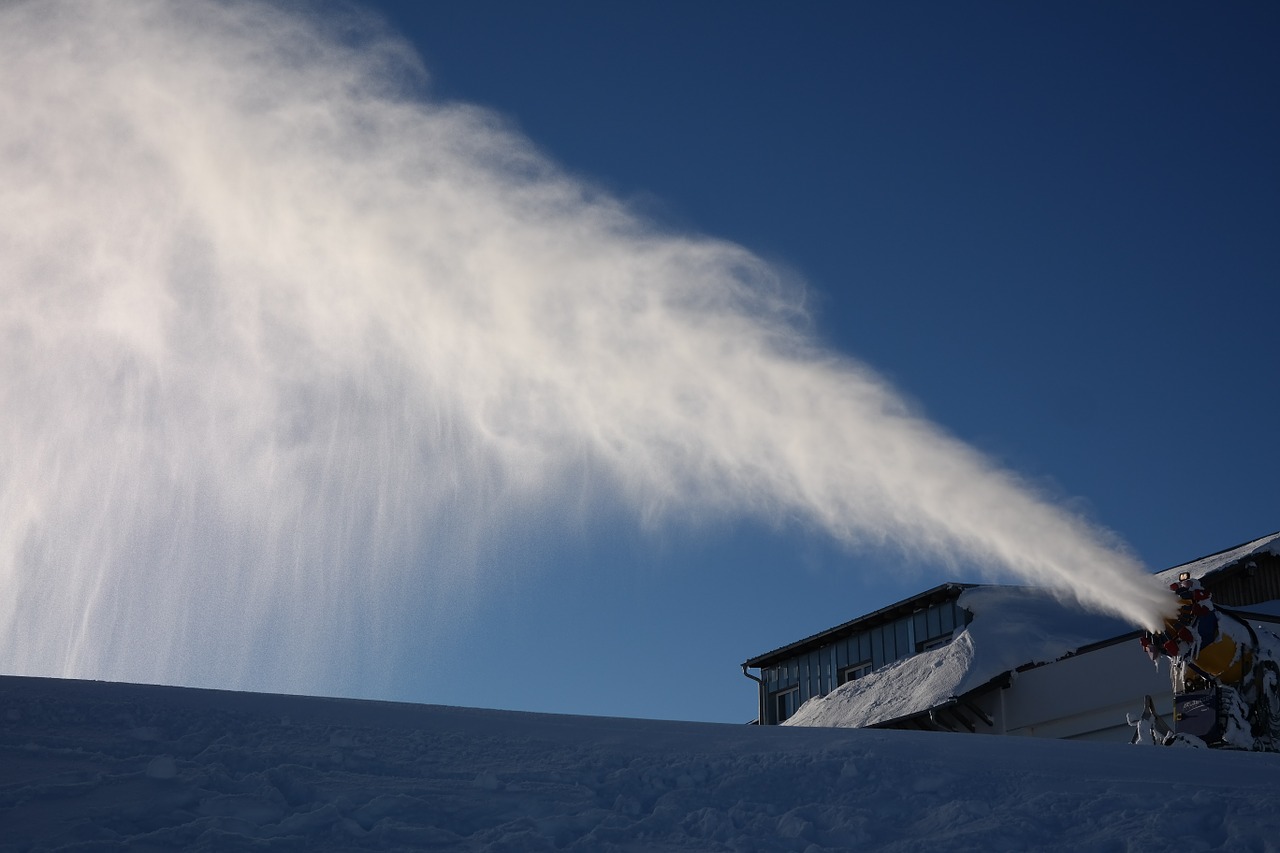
[838,661,874,685]
[774,686,800,722]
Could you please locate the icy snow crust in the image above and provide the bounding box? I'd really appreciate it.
[784,586,1136,729]
[3,676,1280,851]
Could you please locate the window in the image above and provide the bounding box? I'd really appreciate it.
[895,618,912,661]
[918,634,951,653]
[774,687,800,723]
[839,661,873,685]
[914,602,959,652]
[940,602,956,633]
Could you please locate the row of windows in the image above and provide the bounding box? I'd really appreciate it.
[765,599,964,686]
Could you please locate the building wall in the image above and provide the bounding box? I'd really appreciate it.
[757,597,970,724]
[1210,555,1280,608]
[971,608,1280,742]
[974,639,1172,743]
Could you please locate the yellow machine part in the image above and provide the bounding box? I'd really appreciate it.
[1192,634,1251,686]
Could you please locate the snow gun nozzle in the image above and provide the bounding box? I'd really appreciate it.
[1140,574,1216,663]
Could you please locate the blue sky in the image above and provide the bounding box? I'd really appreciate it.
[351,2,1280,722]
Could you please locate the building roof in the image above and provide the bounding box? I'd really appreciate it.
[741,582,973,669]
[1153,531,1280,585]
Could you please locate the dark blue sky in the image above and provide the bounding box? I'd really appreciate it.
[364,1,1278,721]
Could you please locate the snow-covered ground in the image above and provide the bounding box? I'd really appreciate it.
[2,675,1278,851]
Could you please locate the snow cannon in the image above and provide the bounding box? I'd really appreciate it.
[1140,575,1246,683]
[1134,573,1280,750]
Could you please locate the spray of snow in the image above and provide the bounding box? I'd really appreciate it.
[0,0,1171,693]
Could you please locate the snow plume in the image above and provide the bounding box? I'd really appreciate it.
[0,0,1171,693]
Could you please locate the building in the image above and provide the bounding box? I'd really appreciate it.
[741,583,975,726]
[741,532,1280,742]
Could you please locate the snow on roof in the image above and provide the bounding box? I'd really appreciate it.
[784,585,1135,729]
[1152,531,1280,585]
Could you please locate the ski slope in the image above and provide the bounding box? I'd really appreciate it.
[2,676,1278,851]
